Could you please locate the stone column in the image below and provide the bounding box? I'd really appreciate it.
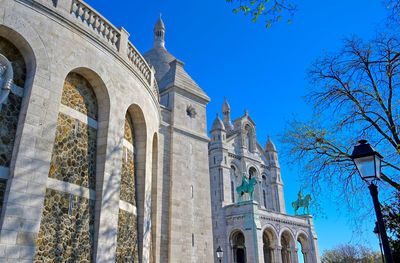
[273,245,283,263]
[301,249,310,263]
[291,248,299,263]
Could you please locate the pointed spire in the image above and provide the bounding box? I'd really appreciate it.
[222,97,233,131]
[153,13,165,47]
[222,96,230,114]
[265,136,277,152]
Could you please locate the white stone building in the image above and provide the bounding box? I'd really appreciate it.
[209,98,320,263]
[0,0,321,262]
[0,0,212,262]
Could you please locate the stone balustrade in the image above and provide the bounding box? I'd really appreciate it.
[127,42,152,84]
[27,0,158,101]
[70,0,120,50]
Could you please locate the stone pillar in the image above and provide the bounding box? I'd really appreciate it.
[273,246,283,263]
[301,249,310,263]
[117,27,130,58]
[292,248,299,263]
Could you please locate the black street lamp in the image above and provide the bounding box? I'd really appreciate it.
[216,246,224,263]
[350,140,393,263]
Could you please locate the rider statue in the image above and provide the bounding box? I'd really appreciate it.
[237,172,257,202]
[292,189,312,215]
[297,190,303,200]
[242,173,248,185]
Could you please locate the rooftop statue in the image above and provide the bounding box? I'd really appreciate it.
[236,173,258,202]
[292,190,312,215]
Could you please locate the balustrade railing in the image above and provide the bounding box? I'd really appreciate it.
[70,0,120,50]
[60,0,157,99]
[127,42,152,84]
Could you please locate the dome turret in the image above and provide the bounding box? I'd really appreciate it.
[211,113,225,131]
[153,13,165,47]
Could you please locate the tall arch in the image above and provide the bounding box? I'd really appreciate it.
[263,227,278,263]
[35,70,107,262]
[115,104,147,263]
[0,34,31,217]
[280,230,296,263]
[230,230,247,263]
[297,232,310,263]
[230,165,237,203]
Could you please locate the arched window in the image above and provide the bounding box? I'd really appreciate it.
[263,228,277,263]
[263,190,267,208]
[231,181,235,203]
[249,167,257,179]
[36,72,98,262]
[231,231,246,263]
[281,231,295,263]
[262,175,268,208]
[230,166,237,203]
[116,112,139,262]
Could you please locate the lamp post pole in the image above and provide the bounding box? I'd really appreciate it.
[368,183,393,263]
[374,222,385,263]
[350,140,393,263]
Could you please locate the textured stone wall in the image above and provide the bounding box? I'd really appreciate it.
[34,189,95,262]
[116,113,139,262]
[120,114,136,205]
[116,209,139,263]
[61,72,98,119]
[35,73,98,262]
[48,113,97,189]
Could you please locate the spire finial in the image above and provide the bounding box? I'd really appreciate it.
[245,109,248,116]
[159,13,162,19]
[153,14,165,47]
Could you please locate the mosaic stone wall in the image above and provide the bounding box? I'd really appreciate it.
[48,113,97,189]
[120,114,136,205]
[0,37,25,168]
[0,179,6,213]
[35,189,95,262]
[116,209,139,263]
[124,113,134,144]
[120,148,136,205]
[61,73,98,120]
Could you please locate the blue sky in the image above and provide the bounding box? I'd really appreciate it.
[86,0,389,254]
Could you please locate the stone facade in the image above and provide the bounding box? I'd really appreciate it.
[35,189,95,262]
[209,100,320,263]
[0,1,213,262]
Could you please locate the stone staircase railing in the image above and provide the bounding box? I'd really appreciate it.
[26,0,158,102]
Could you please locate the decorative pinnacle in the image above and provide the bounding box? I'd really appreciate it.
[245,109,248,116]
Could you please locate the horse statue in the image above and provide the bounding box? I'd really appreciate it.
[292,191,312,215]
[236,173,258,202]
